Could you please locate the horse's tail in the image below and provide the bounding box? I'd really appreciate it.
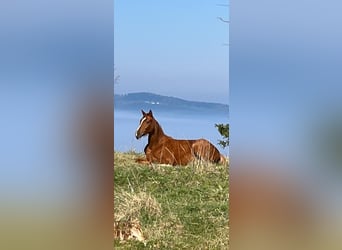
[219,154,229,166]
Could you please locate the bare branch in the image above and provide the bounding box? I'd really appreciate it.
[217,16,230,23]
[114,66,120,84]
[114,75,120,84]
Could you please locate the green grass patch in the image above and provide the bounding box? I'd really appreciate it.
[114,151,229,249]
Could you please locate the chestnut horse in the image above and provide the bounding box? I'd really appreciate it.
[135,110,226,166]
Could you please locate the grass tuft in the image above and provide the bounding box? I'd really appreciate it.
[114,190,162,221]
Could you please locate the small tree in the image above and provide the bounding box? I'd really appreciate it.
[215,123,229,149]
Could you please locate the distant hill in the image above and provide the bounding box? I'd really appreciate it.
[114,92,229,116]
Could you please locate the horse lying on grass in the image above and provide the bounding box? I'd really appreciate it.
[135,110,226,166]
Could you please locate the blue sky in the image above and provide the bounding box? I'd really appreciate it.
[114,1,229,104]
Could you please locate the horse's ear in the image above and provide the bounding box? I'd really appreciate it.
[148,110,153,116]
[141,110,146,116]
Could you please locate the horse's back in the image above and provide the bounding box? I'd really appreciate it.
[166,138,195,165]
[172,138,221,164]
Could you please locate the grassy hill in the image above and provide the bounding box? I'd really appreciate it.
[114,151,229,249]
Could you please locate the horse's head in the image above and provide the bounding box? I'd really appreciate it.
[135,110,155,139]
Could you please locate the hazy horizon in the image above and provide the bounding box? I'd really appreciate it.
[114,90,229,105]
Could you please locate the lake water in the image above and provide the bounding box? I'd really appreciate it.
[114,109,229,155]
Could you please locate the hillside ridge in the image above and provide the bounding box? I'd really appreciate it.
[114,92,229,115]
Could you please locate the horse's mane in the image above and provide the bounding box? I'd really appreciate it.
[148,118,171,144]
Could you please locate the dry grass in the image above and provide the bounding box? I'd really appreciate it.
[114,190,162,221]
[114,151,229,249]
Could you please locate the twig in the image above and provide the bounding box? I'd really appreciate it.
[217,16,230,23]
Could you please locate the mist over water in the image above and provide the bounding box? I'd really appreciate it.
[114,109,229,155]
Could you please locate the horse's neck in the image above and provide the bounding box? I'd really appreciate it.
[148,121,167,146]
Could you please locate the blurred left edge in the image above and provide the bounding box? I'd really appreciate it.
[0,1,114,250]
